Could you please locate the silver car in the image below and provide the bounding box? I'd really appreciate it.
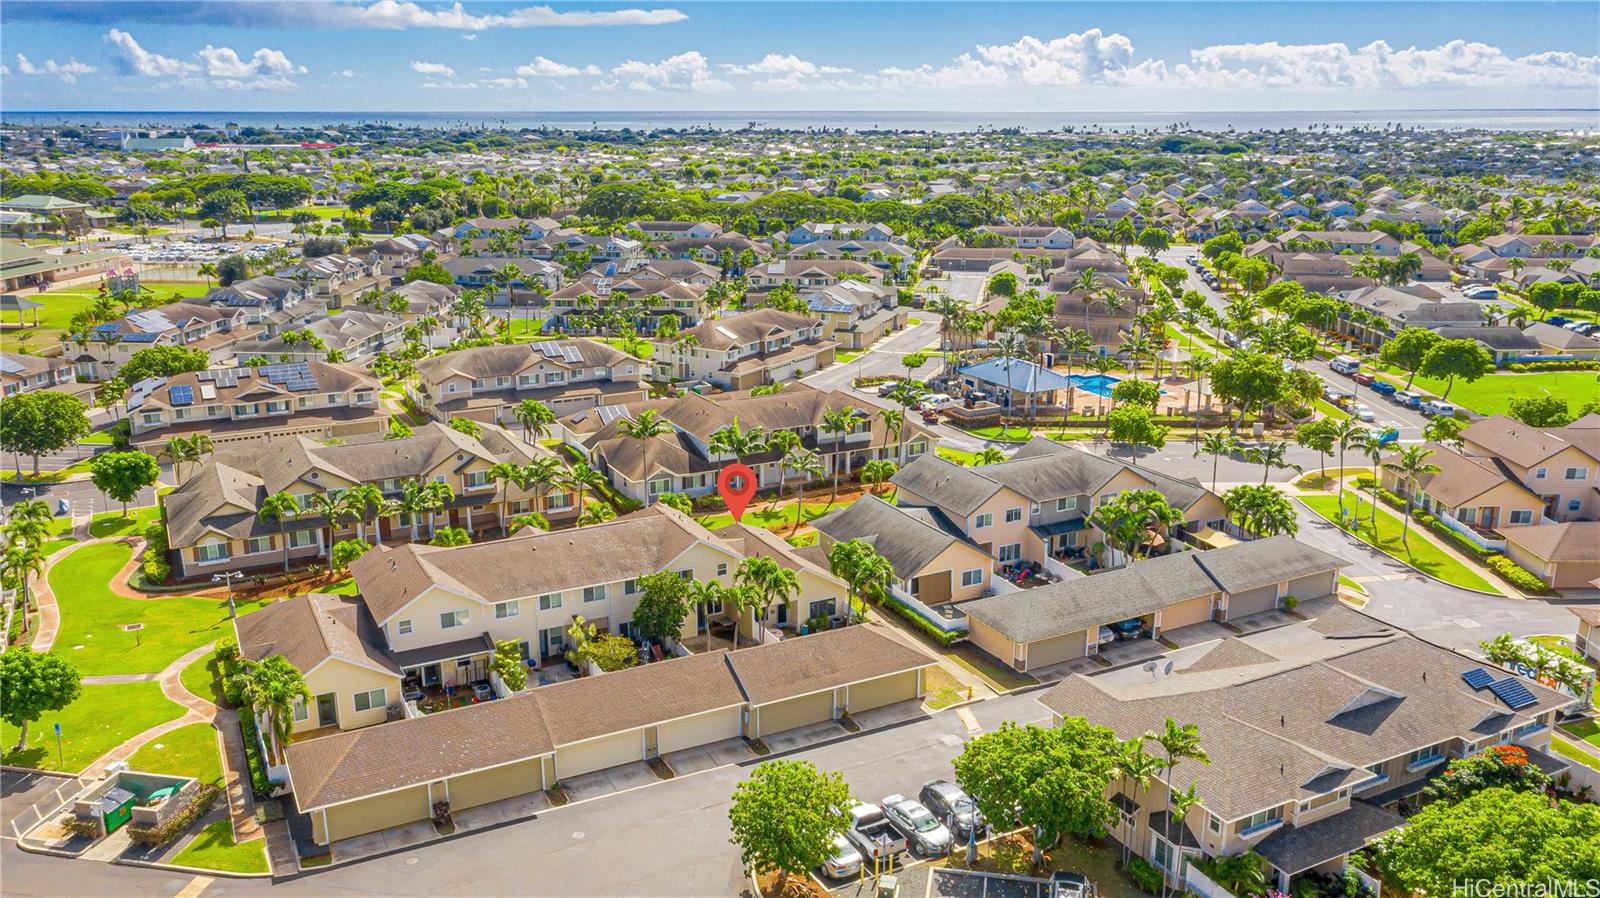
[881,794,952,857]
[822,834,863,879]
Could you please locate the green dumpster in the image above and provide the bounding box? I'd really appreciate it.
[97,787,137,834]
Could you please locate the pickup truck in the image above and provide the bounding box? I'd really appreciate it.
[846,802,907,861]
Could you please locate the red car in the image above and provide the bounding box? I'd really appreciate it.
[1352,373,1375,386]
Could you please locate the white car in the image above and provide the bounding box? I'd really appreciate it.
[881,794,952,857]
[918,394,956,411]
[1352,403,1376,422]
[823,834,863,879]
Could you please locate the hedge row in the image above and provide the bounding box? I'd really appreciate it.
[881,595,960,647]
[1504,360,1600,372]
[127,784,220,847]
[1372,486,1552,594]
[142,521,170,584]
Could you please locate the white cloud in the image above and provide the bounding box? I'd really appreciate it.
[209,76,298,91]
[610,51,730,92]
[421,77,528,90]
[461,33,477,41]
[410,60,456,77]
[333,69,358,78]
[515,57,602,78]
[14,53,96,83]
[104,28,197,76]
[0,64,9,76]
[722,53,850,76]
[315,2,686,30]
[197,45,306,79]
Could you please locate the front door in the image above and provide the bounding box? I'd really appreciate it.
[316,693,337,728]
[422,663,442,687]
[776,602,789,627]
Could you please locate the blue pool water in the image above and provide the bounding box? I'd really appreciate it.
[1068,374,1121,398]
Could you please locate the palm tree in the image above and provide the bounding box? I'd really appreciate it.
[231,655,310,765]
[397,479,433,542]
[708,417,768,461]
[258,491,301,572]
[886,381,930,464]
[1330,417,1369,525]
[976,447,1007,465]
[1192,433,1236,494]
[307,491,346,556]
[1155,719,1210,895]
[818,406,858,505]
[576,503,616,527]
[925,296,968,350]
[160,435,201,485]
[1361,433,1387,532]
[784,450,824,533]
[735,555,800,643]
[1243,442,1301,486]
[1055,327,1092,427]
[560,460,610,510]
[861,459,897,496]
[1113,736,1162,869]
[0,542,46,637]
[1384,445,1440,546]
[877,407,903,463]
[488,462,526,529]
[765,430,802,509]
[619,409,671,448]
[342,483,385,544]
[512,399,556,443]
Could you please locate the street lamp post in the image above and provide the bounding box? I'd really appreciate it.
[212,570,243,619]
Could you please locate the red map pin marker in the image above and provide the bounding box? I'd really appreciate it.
[717,463,758,523]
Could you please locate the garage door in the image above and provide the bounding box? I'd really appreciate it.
[1555,561,1600,589]
[847,670,920,713]
[1227,584,1280,619]
[659,707,742,755]
[1027,630,1088,669]
[1161,596,1213,631]
[1287,572,1336,600]
[323,785,430,843]
[557,731,642,779]
[757,691,835,737]
[447,758,544,811]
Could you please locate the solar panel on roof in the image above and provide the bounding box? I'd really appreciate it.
[167,385,194,406]
[197,370,215,382]
[1489,678,1539,711]
[212,368,239,389]
[200,384,216,401]
[1461,668,1495,690]
[560,344,582,363]
[0,356,24,375]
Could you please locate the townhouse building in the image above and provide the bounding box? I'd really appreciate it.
[787,222,897,244]
[0,350,76,397]
[625,220,722,241]
[801,281,908,350]
[246,309,405,365]
[568,383,933,505]
[1278,229,1403,256]
[744,258,885,290]
[75,302,257,382]
[1037,603,1574,892]
[1461,414,1600,522]
[186,275,316,326]
[353,235,435,277]
[436,216,562,254]
[410,339,647,425]
[439,256,564,299]
[161,421,578,580]
[125,361,386,451]
[1379,440,1547,540]
[974,225,1076,249]
[546,270,711,331]
[811,495,996,605]
[654,233,769,270]
[650,308,836,390]
[780,240,916,277]
[277,254,386,308]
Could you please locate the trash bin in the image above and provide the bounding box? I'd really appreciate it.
[97,787,137,833]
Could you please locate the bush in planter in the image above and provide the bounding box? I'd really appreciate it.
[61,815,101,839]
[1283,595,1298,612]
[1127,856,1164,894]
[127,784,220,847]
[1486,555,1549,593]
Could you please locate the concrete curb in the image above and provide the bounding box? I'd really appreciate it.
[115,856,273,879]
[1294,496,1508,598]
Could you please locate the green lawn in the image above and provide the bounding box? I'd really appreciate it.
[80,431,116,445]
[956,425,1038,443]
[1371,367,1600,418]
[937,446,992,466]
[1338,574,1368,595]
[696,496,861,532]
[0,681,184,772]
[835,349,863,363]
[323,577,360,595]
[171,819,269,874]
[591,336,653,359]
[1551,736,1600,771]
[127,722,224,785]
[15,281,210,341]
[88,505,162,538]
[1300,491,1500,593]
[1,459,93,482]
[180,649,227,706]
[1562,719,1600,750]
[48,542,268,676]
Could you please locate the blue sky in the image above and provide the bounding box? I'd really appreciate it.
[2,1,1596,111]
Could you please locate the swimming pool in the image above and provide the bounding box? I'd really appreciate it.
[1068,373,1121,397]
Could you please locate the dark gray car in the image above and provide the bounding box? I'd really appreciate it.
[918,780,985,840]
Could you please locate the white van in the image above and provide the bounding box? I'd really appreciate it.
[1329,356,1361,376]
[1420,400,1456,418]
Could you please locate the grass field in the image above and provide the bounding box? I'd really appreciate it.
[171,820,270,874]
[1372,367,1600,418]
[591,336,653,359]
[48,542,268,676]
[1562,719,1600,749]
[16,281,211,341]
[1550,736,1600,771]
[695,495,862,532]
[180,649,227,707]
[1300,491,1499,593]
[87,505,162,538]
[127,722,224,786]
[0,681,184,772]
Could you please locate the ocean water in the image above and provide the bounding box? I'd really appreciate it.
[5,108,1597,133]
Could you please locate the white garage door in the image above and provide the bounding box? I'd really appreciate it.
[557,731,642,779]
[659,707,742,755]
[1287,572,1336,600]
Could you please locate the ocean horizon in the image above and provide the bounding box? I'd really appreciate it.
[5,108,1598,133]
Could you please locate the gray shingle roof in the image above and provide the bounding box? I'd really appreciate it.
[811,496,978,582]
[1190,536,1345,594]
[1254,801,1405,875]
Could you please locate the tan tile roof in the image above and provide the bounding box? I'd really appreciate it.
[1464,415,1594,468]
[234,592,401,676]
[1501,522,1600,563]
[726,625,933,706]
[1386,442,1534,507]
[533,650,745,745]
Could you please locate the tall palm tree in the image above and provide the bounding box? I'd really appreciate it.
[1243,442,1300,486]
[926,296,968,351]
[886,381,930,465]
[818,406,859,504]
[1113,736,1162,869]
[619,409,671,447]
[708,418,768,461]
[160,435,201,485]
[1055,327,1092,428]
[488,462,526,529]
[560,461,610,511]
[734,555,800,643]
[307,491,346,556]
[1155,719,1210,895]
[784,450,824,534]
[1332,417,1369,526]
[765,430,802,510]
[1193,433,1236,495]
[258,491,300,572]
[1384,445,1440,546]
[512,399,556,443]
[0,542,46,637]
[342,483,385,544]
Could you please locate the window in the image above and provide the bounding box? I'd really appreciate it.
[141,412,162,426]
[1208,814,1221,833]
[292,698,308,722]
[545,493,571,511]
[624,579,639,595]
[353,688,387,713]
[1407,744,1445,768]
[1535,467,1548,479]
[998,544,1021,563]
[196,541,229,563]
[288,530,317,549]
[974,513,993,529]
[1057,497,1077,512]
[246,537,273,555]
[1509,509,1534,525]
[583,585,606,603]
[1565,467,1588,481]
[1004,507,1023,524]
[398,619,413,636]
[1569,499,1582,512]
[465,471,489,489]
[538,593,561,611]
[961,569,984,588]
[1239,809,1280,834]
[1030,502,1040,517]
[808,599,837,619]
[494,600,520,619]
[440,609,468,629]
[716,562,728,577]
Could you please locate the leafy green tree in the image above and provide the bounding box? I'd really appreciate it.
[114,345,210,390]
[1201,232,1243,259]
[1110,378,1160,409]
[198,189,248,238]
[447,417,483,439]
[0,392,91,476]
[1294,419,1337,478]
[728,760,853,893]
[429,526,471,547]
[1508,395,1572,428]
[1372,788,1600,896]
[1423,745,1552,805]
[0,648,82,752]
[88,451,161,518]
[329,538,371,572]
[1106,405,1169,458]
[1419,339,1494,400]
[491,639,528,692]
[1209,352,1286,433]
[565,615,637,673]
[1223,483,1299,537]
[216,253,250,286]
[403,261,456,286]
[1377,327,1444,389]
[632,571,692,645]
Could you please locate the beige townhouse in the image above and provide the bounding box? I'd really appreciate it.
[411,339,647,425]
[1462,414,1600,521]
[1038,603,1575,894]
[1500,522,1600,590]
[75,302,258,382]
[126,361,386,452]
[1,350,76,397]
[650,308,837,390]
[801,281,908,350]
[161,421,577,580]
[546,270,711,329]
[811,495,996,605]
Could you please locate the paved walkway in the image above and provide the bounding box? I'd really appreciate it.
[27,534,127,653]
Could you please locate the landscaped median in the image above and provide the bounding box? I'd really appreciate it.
[1298,491,1500,593]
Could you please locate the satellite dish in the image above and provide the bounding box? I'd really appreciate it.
[1164,661,1175,676]
[1143,661,1158,672]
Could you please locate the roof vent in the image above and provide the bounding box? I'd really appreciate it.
[310,472,319,480]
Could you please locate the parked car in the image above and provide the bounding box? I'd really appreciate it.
[1548,316,1572,326]
[1323,386,1349,403]
[1052,871,1099,898]
[1110,618,1145,639]
[1564,321,1591,332]
[877,381,903,397]
[822,835,863,879]
[846,803,906,861]
[919,394,957,411]
[1370,381,1397,397]
[1329,355,1361,375]
[1352,372,1375,386]
[880,794,952,858]
[1096,625,1117,646]
[1463,285,1498,300]
[1185,255,1198,265]
[1394,391,1423,409]
[1421,400,1457,418]
[1352,403,1376,422]
[919,780,986,841]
